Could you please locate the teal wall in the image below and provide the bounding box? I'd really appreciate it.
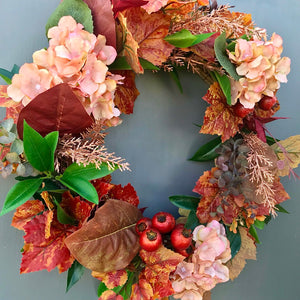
[0,1,299,299]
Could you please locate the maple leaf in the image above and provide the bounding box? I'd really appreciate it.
[130,279,154,300]
[92,178,114,199]
[20,211,75,274]
[99,290,124,300]
[200,82,243,142]
[226,227,256,280]
[92,269,128,289]
[109,183,140,207]
[113,70,140,114]
[11,200,44,231]
[139,245,185,298]
[123,7,174,66]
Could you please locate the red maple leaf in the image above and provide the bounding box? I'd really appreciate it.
[130,279,154,300]
[99,290,124,300]
[139,246,184,298]
[109,183,139,207]
[200,82,243,142]
[92,269,128,289]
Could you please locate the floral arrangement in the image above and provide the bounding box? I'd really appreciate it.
[0,0,298,299]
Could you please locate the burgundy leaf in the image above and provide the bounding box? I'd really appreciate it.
[111,0,148,16]
[17,83,93,138]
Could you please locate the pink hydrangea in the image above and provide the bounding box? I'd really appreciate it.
[171,221,231,299]
[229,33,291,108]
[8,16,120,122]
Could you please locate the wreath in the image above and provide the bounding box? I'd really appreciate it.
[0,0,297,299]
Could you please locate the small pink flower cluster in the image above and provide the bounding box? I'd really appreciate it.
[229,33,291,108]
[172,220,231,300]
[7,16,121,122]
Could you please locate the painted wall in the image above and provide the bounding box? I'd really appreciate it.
[0,1,299,299]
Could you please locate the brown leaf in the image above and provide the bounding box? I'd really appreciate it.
[203,291,211,300]
[17,83,93,138]
[65,199,142,272]
[113,70,140,114]
[123,7,174,66]
[83,0,116,48]
[226,227,256,280]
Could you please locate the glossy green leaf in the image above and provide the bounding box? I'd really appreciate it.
[45,0,93,35]
[97,281,109,297]
[23,121,52,172]
[214,32,240,81]
[189,136,221,162]
[275,204,289,214]
[15,175,42,181]
[63,162,116,181]
[44,131,59,173]
[264,215,272,224]
[54,198,78,226]
[169,68,183,93]
[254,219,265,230]
[38,179,65,193]
[66,260,85,292]
[249,225,260,244]
[225,226,241,259]
[0,65,19,84]
[118,271,136,299]
[58,176,99,204]
[0,178,43,215]
[164,29,215,48]
[109,56,160,71]
[213,71,232,105]
[169,195,199,210]
[185,209,200,231]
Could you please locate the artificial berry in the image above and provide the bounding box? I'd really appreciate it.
[170,224,192,250]
[232,102,254,118]
[175,248,190,257]
[135,217,152,236]
[152,212,176,234]
[139,228,162,252]
[258,96,277,110]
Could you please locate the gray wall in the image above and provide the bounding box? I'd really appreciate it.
[0,0,299,299]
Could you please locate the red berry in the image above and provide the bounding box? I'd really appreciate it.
[135,217,152,236]
[171,224,192,250]
[258,96,277,110]
[139,228,162,252]
[152,212,176,234]
[232,102,254,118]
[175,248,190,257]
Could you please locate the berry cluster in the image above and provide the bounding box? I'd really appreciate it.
[135,212,192,255]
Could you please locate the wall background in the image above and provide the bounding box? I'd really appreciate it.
[0,1,299,299]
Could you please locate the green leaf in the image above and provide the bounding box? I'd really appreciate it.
[275,204,289,214]
[109,56,160,71]
[213,71,232,105]
[185,209,200,231]
[10,139,23,155]
[0,65,20,84]
[164,29,215,48]
[15,175,42,181]
[0,178,43,215]
[249,225,260,244]
[189,136,221,162]
[264,215,272,224]
[66,260,85,292]
[63,162,116,181]
[169,195,199,210]
[118,271,136,300]
[214,32,240,81]
[97,281,109,297]
[44,131,59,173]
[58,176,99,204]
[53,198,78,226]
[38,179,65,193]
[225,226,241,259]
[169,68,183,93]
[23,121,52,172]
[45,0,93,35]
[254,219,265,230]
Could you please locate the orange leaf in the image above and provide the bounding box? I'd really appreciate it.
[118,13,143,74]
[139,246,185,298]
[92,269,128,289]
[226,227,256,280]
[200,82,243,142]
[123,7,174,66]
[20,211,75,274]
[99,290,124,300]
[11,200,44,231]
[113,70,140,114]
[109,183,139,207]
[130,279,154,300]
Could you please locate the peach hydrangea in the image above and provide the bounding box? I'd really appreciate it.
[229,33,291,108]
[8,16,120,122]
[172,221,231,300]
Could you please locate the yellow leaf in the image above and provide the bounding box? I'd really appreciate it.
[226,227,256,280]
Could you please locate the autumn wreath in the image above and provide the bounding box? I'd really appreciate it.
[0,0,297,299]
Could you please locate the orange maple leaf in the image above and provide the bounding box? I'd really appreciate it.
[92,269,128,289]
[139,246,185,298]
[130,279,154,300]
[113,70,140,114]
[200,82,243,142]
[99,290,124,300]
[123,7,174,66]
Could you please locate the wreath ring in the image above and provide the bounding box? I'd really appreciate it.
[0,1,298,300]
